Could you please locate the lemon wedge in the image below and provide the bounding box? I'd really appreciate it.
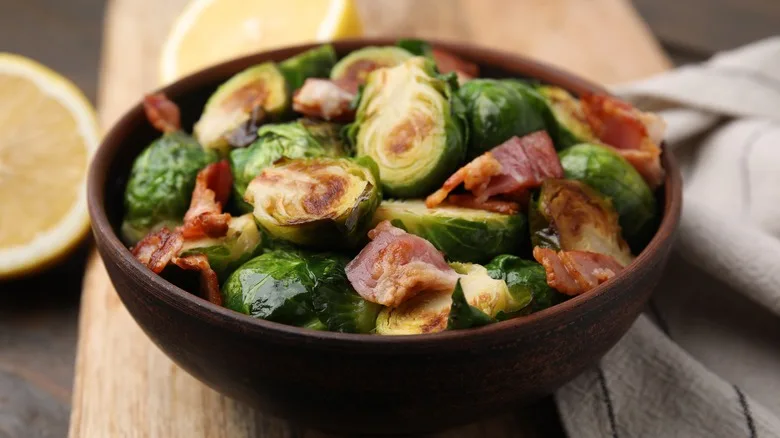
[160,0,363,85]
[0,53,99,279]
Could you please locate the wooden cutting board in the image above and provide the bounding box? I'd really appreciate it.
[69,1,670,436]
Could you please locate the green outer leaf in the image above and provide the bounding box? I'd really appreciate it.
[229,120,347,213]
[447,280,496,330]
[559,143,658,250]
[534,85,597,149]
[527,192,561,251]
[222,250,379,333]
[353,57,467,198]
[278,44,337,90]
[457,79,547,158]
[486,255,566,313]
[121,131,217,244]
[395,39,433,57]
[373,200,526,263]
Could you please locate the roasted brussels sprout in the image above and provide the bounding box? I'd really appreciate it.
[485,255,566,313]
[375,262,508,335]
[530,179,633,266]
[244,156,381,248]
[229,119,347,212]
[278,44,337,91]
[447,280,495,330]
[194,46,336,153]
[121,131,218,244]
[395,39,433,58]
[372,200,527,263]
[350,57,467,198]
[559,143,658,250]
[457,79,547,157]
[178,214,262,280]
[536,86,598,148]
[330,46,413,83]
[222,249,379,332]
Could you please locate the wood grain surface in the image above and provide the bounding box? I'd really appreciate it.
[69,0,670,436]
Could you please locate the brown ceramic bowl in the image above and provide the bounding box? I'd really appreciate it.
[88,38,682,435]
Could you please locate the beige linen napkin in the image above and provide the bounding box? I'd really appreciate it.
[556,38,780,437]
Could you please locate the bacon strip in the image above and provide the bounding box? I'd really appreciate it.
[132,228,183,274]
[533,247,624,296]
[580,93,666,188]
[292,78,356,122]
[180,161,233,239]
[143,93,181,133]
[432,49,479,83]
[346,221,459,307]
[172,254,223,306]
[426,131,562,209]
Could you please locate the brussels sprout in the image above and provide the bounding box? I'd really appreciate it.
[536,86,598,149]
[121,131,218,244]
[229,119,347,212]
[559,143,658,250]
[330,46,413,83]
[457,79,547,157]
[486,255,566,313]
[375,262,508,335]
[194,63,288,153]
[372,200,527,263]
[279,44,337,91]
[179,214,262,280]
[244,156,381,248]
[447,280,495,330]
[530,179,633,266]
[222,249,379,332]
[350,57,467,198]
[395,39,433,58]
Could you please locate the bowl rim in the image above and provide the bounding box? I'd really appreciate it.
[88,37,682,347]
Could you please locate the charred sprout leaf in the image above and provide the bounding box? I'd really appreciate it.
[244,156,381,248]
[279,44,337,91]
[486,255,566,313]
[352,57,467,198]
[559,143,658,251]
[330,46,413,83]
[536,86,598,149]
[179,214,263,281]
[447,280,496,330]
[194,63,288,154]
[531,179,633,266]
[395,39,433,58]
[457,79,547,158]
[372,200,527,263]
[121,131,218,244]
[229,119,347,212]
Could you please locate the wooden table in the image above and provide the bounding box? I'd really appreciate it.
[1,0,779,437]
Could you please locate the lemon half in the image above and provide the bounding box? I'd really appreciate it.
[0,53,99,279]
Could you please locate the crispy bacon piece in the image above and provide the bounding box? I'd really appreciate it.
[533,247,624,296]
[432,49,479,83]
[131,228,184,274]
[580,93,666,188]
[426,131,562,209]
[173,254,223,306]
[346,221,459,307]
[292,78,356,122]
[180,161,233,239]
[143,93,181,133]
[445,194,520,215]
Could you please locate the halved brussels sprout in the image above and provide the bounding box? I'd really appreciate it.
[194,63,288,153]
[372,200,527,263]
[244,156,381,248]
[229,119,347,212]
[121,131,218,244]
[559,143,658,250]
[330,46,413,83]
[485,255,566,314]
[279,44,337,91]
[179,214,262,280]
[536,86,598,149]
[350,57,467,198]
[222,249,379,332]
[447,280,495,330]
[457,79,547,157]
[375,262,508,335]
[530,179,633,266]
